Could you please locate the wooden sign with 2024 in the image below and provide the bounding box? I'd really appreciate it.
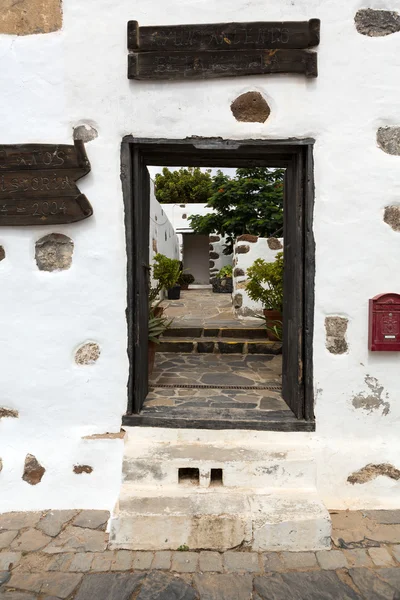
[0,140,93,225]
[128,19,320,80]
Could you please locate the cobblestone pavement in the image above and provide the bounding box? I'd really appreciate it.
[1,509,400,598]
[164,289,260,328]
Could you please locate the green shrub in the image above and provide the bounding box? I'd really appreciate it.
[153,253,181,291]
[178,272,195,286]
[245,252,283,311]
[218,264,233,278]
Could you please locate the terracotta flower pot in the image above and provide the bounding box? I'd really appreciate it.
[263,309,282,341]
[148,341,157,376]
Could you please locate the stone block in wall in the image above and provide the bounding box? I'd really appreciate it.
[384,206,400,231]
[355,9,400,37]
[35,233,73,272]
[209,235,220,243]
[209,251,220,260]
[325,316,348,355]
[233,293,243,308]
[231,92,271,123]
[0,0,62,35]
[234,268,245,277]
[377,127,400,155]
[236,234,258,243]
[0,247,5,261]
[267,237,283,250]
[236,245,250,254]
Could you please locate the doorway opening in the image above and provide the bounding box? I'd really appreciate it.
[121,137,315,432]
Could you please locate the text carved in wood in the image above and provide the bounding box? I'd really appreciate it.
[127,20,319,81]
[0,141,93,225]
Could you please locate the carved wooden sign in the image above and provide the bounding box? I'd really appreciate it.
[0,140,93,226]
[127,19,319,80]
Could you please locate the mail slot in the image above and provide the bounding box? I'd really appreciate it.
[369,293,400,351]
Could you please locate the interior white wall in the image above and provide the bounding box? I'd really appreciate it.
[182,233,210,284]
[0,0,399,512]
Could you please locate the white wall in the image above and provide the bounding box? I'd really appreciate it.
[1,0,400,512]
[149,180,180,291]
[233,237,283,316]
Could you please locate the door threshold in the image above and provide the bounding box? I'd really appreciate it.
[122,408,315,432]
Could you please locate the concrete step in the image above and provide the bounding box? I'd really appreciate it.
[157,338,282,355]
[122,442,316,489]
[109,488,331,552]
[163,326,267,339]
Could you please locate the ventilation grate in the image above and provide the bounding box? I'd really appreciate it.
[150,383,282,391]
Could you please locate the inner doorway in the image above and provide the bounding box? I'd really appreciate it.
[182,233,210,285]
[121,137,315,431]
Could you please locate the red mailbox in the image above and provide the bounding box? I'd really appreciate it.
[369,293,400,351]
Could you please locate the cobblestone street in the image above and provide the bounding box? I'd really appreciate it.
[0,509,400,598]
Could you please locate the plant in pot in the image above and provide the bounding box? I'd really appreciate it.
[148,307,172,376]
[212,264,233,294]
[245,252,283,341]
[178,271,195,291]
[153,253,182,300]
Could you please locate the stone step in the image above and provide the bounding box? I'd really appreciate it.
[163,326,266,339]
[109,488,331,552]
[122,442,316,489]
[157,338,282,355]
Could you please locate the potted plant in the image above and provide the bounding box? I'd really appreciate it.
[211,264,233,294]
[178,271,195,290]
[153,253,182,300]
[245,252,283,341]
[148,307,172,375]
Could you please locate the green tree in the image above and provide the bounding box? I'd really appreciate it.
[188,167,284,254]
[154,167,212,204]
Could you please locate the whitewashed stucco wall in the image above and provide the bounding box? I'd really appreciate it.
[233,237,283,316]
[149,181,180,291]
[0,0,399,512]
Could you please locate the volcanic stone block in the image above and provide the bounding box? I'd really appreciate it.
[35,233,74,272]
[384,206,400,231]
[355,8,400,36]
[23,454,45,485]
[231,92,271,123]
[0,0,62,36]
[325,316,348,354]
[75,342,101,365]
[267,237,283,250]
[377,127,400,155]
[237,234,258,243]
[234,268,245,277]
[236,245,250,254]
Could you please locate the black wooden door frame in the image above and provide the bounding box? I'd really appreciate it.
[121,136,315,424]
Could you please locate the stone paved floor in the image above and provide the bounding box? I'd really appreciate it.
[147,353,286,413]
[164,289,259,328]
[1,509,400,598]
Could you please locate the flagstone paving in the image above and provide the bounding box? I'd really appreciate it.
[1,509,400,598]
[163,289,260,328]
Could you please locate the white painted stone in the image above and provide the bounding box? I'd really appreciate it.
[110,487,330,551]
[122,440,316,489]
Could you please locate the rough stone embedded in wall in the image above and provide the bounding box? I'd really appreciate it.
[352,375,390,416]
[73,465,93,475]
[236,245,250,254]
[237,234,259,243]
[75,342,101,365]
[0,407,19,420]
[35,233,74,272]
[0,246,5,261]
[73,124,98,143]
[209,235,220,243]
[348,463,400,484]
[267,237,283,250]
[355,8,400,37]
[0,0,62,35]
[0,458,2,473]
[325,316,348,355]
[209,252,220,260]
[182,214,187,219]
[234,268,245,277]
[233,293,243,309]
[23,454,45,486]
[152,238,158,252]
[377,127,400,156]
[209,260,215,268]
[231,92,271,123]
[384,206,400,231]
